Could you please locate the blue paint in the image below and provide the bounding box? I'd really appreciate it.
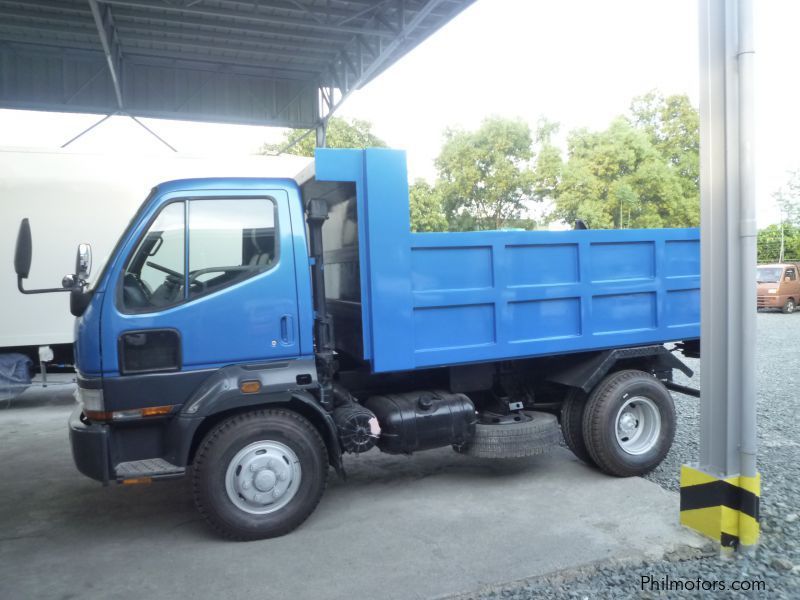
[77,179,315,380]
[313,148,700,373]
[74,148,700,381]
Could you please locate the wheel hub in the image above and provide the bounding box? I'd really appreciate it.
[614,396,662,456]
[225,441,302,515]
[618,412,638,435]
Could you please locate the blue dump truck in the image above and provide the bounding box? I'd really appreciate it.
[13,148,700,540]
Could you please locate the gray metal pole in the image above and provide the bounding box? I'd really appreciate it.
[686,0,759,550]
[698,0,756,479]
[736,0,757,480]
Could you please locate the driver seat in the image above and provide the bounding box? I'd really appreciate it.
[248,229,273,267]
[122,273,151,308]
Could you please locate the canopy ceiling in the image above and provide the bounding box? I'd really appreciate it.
[0,0,474,128]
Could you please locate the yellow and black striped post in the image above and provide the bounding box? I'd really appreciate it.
[680,465,760,549]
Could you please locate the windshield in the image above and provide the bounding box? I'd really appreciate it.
[757,267,783,283]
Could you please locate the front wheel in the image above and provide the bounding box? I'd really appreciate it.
[782,298,796,314]
[192,409,328,540]
[582,370,675,477]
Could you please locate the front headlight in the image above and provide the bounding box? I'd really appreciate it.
[767,288,778,294]
[75,386,105,413]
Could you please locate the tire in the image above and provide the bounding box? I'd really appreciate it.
[782,299,795,314]
[582,370,675,477]
[192,409,328,541]
[456,411,560,459]
[560,388,596,466]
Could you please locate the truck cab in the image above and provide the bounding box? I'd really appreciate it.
[757,263,800,313]
[14,148,701,540]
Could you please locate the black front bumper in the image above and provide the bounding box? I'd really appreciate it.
[68,405,111,485]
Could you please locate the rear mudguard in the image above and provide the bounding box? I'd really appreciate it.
[545,345,693,393]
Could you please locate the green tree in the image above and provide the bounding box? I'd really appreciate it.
[553,109,698,229]
[434,116,537,231]
[261,117,386,157]
[409,179,447,232]
[531,117,563,212]
[629,91,700,201]
[757,223,800,263]
[773,169,800,226]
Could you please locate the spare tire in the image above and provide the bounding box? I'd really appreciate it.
[455,411,560,459]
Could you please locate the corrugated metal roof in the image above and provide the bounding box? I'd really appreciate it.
[0,0,474,128]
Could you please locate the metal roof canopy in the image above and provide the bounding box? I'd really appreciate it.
[0,0,474,131]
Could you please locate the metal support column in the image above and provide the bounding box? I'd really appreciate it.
[316,120,328,148]
[679,0,759,551]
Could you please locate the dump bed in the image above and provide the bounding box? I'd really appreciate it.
[309,148,700,374]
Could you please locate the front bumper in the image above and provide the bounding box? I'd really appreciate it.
[757,295,783,308]
[68,405,111,485]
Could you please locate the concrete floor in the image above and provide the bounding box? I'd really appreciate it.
[0,381,706,600]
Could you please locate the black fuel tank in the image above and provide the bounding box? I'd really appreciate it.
[364,390,476,454]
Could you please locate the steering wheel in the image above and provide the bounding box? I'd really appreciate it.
[146,261,182,278]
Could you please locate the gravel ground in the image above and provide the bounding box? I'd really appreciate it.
[472,311,800,599]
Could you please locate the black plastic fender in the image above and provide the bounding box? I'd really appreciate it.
[545,345,694,394]
[165,361,343,474]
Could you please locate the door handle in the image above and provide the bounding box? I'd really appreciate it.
[280,315,294,345]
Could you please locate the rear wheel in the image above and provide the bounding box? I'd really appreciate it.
[560,389,596,466]
[782,298,796,314]
[192,409,328,540]
[582,370,675,477]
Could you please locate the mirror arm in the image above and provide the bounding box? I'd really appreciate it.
[17,276,73,295]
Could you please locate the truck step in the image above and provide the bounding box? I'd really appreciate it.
[115,458,185,481]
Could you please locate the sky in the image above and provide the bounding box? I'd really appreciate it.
[0,0,797,226]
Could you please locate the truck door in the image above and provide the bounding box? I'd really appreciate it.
[103,190,300,378]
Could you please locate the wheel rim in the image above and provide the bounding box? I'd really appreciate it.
[614,396,662,455]
[788,301,795,313]
[225,440,302,515]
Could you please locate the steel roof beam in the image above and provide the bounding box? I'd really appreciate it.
[112,21,340,58]
[0,21,99,42]
[0,34,102,55]
[123,45,322,78]
[88,0,124,109]
[213,0,457,23]
[119,33,330,66]
[110,8,350,46]
[0,0,92,16]
[0,6,95,28]
[96,0,399,38]
[322,0,445,118]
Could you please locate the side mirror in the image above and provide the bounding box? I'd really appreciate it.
[14,219,32,279]
[76,244,92,280]
[14,218,83,296]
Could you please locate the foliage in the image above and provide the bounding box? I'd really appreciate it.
[409,179,447,232]
[758,223,800,263]
[550,92,700,229]
[434,116,537,231]
[773,169,800,226]
[531,117,563,211]
[554,119,688,228]
[629,91,700,200]
[261,117,386,157]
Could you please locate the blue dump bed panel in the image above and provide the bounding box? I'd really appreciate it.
[314,148,700,374]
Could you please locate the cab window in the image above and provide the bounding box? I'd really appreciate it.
[122,201,185,311]
[121,198,277,311]
[188,199,277,300]
[786,267,797,281]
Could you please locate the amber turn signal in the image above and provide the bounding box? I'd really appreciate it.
[240,380,262,394]
[141,405,174,417]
